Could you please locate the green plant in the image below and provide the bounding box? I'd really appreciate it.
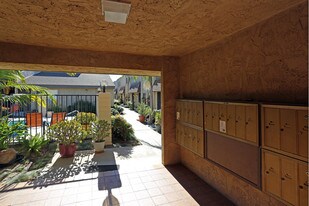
[0,116,27,150]
[155,111,161,126]
[47,105,65,112]
[75,112,97,125]
[114,99,121,105]
[137,103,151,116]
[88,120,111,142]
[67,100,96,113]
[22,134,49,157]
[111,108,120,115]
[111,115,135,142]
[46,120,86,145]
[112,104,124,114]
[0,70,55,108]
[127,101,133,110]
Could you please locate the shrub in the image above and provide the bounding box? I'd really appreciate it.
[46,120,86,145]
[22,134,49,157]
[47,105,65,112]
[114,99,121,106]
[88,120,111,142]
[137,103,151,116]
[126,101,133,110]
[111,115,135,142]
[111,108,120,116]
[112,104,124,114]
[0,116,27,150]
[155,111,161,125]
[67,100,96,113]
[75,112,97,125]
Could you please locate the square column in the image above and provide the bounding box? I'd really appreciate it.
[97,92,112,145]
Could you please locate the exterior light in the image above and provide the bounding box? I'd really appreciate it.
[101,0,131,24]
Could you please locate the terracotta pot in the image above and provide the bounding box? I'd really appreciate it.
[93,141,105,153]
[139,115,145,123]
[59,144,76,158]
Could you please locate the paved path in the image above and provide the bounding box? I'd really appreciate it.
[121,107,162,150]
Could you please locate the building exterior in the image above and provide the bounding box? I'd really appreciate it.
[114,75,161,110]
[24,72,115,115]
[25,72,115,103]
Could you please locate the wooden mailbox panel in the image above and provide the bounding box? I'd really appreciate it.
[280,109,297,154]
[227,104,236,136]
[297,110,308,158]
[263,151,281,197]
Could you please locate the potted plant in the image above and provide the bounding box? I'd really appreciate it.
[75,112,97,131]
[46,120,85,157]
[155,111,162,133]
[88,120,111,153]
[137,103,151,123]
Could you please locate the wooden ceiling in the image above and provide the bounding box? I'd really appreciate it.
[0,0,304,56]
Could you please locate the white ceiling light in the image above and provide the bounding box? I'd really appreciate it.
[101,0,131,24]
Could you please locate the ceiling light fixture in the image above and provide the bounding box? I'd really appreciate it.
[101,0,131,24]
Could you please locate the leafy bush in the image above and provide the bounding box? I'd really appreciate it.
[22,134,49,157]
[47,105,65,112]
[155,111,161,125]
[126,101,133,110]
[88,120,111,142]
[137,103,151,116]
[67,100,96,113]
[114,99,121,105]
[111,115,135,142]
[46,120,86,145]
[112,104,124,114]
[75,112,97,125]
[0,116,27,150]
[111,108,120,116]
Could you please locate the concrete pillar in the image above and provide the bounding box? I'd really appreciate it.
[97,92,112,145]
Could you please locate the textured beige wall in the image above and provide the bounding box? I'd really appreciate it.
[180,148,286,206]
[179,2,308,104]
[178,2,308,206]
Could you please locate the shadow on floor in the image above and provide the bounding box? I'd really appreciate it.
[166,164,235,206]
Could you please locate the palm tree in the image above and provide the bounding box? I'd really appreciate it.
[0,70,54,115]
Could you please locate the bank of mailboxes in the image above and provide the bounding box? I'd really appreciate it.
[261,105,308,206]
[176,100,203,128]
[176,100,204,157]
[263,150,308,206]
[262,105,308,159]
[176,100,308,206]
[176,123,204,157]
[204,102,259,145]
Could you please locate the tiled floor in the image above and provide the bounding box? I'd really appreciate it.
[0,164,234,206]
[0,108,234,205]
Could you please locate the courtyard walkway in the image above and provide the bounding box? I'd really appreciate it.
[0,108,234,206]
[122,107,162,149]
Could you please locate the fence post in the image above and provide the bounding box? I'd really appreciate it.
[97,92,112,145]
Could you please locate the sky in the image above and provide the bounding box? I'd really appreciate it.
[109,75,122,82]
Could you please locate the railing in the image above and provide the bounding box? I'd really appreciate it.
[1,94,98,145]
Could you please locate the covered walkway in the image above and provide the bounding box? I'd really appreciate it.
[0,109,234,206]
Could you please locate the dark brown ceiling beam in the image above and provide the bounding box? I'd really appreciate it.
[0,42,177,75]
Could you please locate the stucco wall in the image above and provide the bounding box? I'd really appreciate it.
[178,2,307,206]
[179,2,308,104]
